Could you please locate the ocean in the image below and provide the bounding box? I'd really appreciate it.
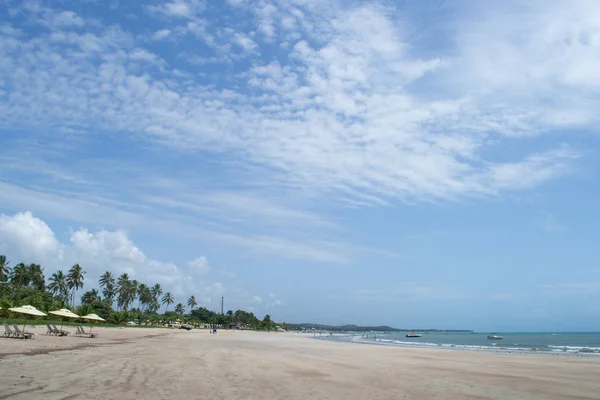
[317,331,600,356]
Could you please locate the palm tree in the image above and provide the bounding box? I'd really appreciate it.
[138,284,153,311]
[148,299,160,313]
[67,264,85,306]
[175,303,185,316]
[10,263,30,286]
[48,270,68,304]
[161,292,174,313]
[187,295,197,310]
[151,283,163,303]
[130,280,139,310]
[126,282,137,311]
[81,289,101,305]
[28,263,45,291]
[117,273,131,311]
[99,271,115,305]
[0,255,10,282]
[137,283,147,310]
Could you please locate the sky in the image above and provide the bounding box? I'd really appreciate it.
[0,0,599,332]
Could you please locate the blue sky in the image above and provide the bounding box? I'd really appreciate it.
[1,0,599,331]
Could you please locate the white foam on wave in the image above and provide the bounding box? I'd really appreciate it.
[340,336,600,356]
[547,345,600,353]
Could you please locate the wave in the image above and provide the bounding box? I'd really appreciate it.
[336,336,600,356]
[548,345,600,353]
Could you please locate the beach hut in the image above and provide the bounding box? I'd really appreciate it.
[8,305,47,338]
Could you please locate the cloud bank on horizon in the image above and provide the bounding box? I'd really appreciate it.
[0,0,599,329]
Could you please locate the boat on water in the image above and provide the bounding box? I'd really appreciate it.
[487,334,504,340]
[405,332,422,338]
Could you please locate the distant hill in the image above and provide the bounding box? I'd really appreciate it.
[286,323,472,333]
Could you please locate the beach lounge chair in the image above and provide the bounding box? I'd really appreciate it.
[3,322,14,338]
[46,324,55,335]
[13,324,33,339]
[77,326,97,338]
[49,325,63,335]
[52,324,69,336]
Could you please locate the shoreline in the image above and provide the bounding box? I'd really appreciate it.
[310,332,600,357]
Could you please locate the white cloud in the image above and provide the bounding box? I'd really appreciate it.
[188,256,210,274]
[129,48,166,67]
[0,1,595,210]
[233,32,258,54]
[148,0,205,19]
[0,211,61,264]
[47,10,86,28]
[151,29,172,40]
[0,177,373,264]
[21,3,86,29]
[0,212,198,299]
[0,211,283,315]
[453,0,600,136]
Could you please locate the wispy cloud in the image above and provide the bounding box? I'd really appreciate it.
[147,0,205,19]
[0,0,591,209]
[540,214,565,233]
[539,282,600,295]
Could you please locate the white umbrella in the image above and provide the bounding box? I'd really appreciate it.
[49,308,80,319]
[8,305,47,336]
[49,308,80,332]
[81,313,105,335]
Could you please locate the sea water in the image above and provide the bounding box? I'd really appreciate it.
[318,332,600,356]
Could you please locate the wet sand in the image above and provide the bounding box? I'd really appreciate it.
[1,326,599,399]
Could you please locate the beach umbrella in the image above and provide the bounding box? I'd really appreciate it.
[49,308,80,332]
[81,313,105,335]
[8,305,47,336]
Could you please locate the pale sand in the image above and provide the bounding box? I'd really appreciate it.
[1,327,599,399]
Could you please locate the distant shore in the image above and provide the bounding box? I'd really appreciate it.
[1,326,599,399]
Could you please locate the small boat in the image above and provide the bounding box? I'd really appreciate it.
[405,332,422,338]
[487,334,504,340]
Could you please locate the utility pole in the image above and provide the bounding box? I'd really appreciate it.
[221,296,224,315]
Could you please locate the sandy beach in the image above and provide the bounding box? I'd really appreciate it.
[1,327,599,399]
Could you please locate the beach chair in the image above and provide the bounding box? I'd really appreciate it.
[76,326,85,337]
[12,325,33,339]
[3,322,14,338]
[46,324,55,335]
[52,324,69,336]
[78,326,97,338]
[49,325,62,335]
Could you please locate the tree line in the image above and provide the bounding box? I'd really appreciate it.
[0,255,279,329]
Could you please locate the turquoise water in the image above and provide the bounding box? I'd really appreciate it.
[321,332,600,355]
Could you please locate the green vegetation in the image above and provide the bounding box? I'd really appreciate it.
[0,255,280,330]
